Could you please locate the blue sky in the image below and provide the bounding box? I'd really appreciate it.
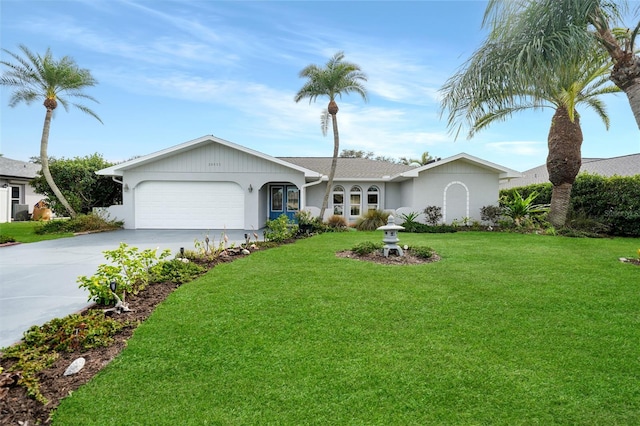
[1,0,638,172]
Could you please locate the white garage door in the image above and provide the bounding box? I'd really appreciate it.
[135,181,244,229]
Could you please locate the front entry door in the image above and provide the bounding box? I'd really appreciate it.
[269,185,299,221]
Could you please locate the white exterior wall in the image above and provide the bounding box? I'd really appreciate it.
[0,187,10,223]
[411,160,499,224]
[118,143,306,229]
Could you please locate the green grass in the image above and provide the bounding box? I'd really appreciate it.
[53,232,640,425]
[0,221,73,243]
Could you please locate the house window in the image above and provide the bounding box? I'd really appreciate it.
[10,186,20,212]
[350,186,362,217]
[367,186,379,211]
[287,187,299,211]
[332,185,344,215]
[271,186,283,211]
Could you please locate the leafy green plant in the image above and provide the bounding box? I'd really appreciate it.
[265,214,298,242]
[423,206,443,226]
[0,234,16,244]
[354,209,390,231]
[3,311,125,403]
[501,190,549,227]
[77,243,171,305]
[410,245,435,259]
[480,205,503,226]
[295,210,327,234]
[351,241,383,255]
[34,213,122,234]
[149,259,206,285]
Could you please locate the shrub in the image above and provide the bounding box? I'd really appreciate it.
[410,246,435,259]
[149,259,206,285]
[326,214,348,230]
[480,205,503,226]
[34,213,123,234]
[423,206,443,226]
[355,209,390,231]
[0,234,16,244]
[265,214,298,242]
[295,210,327,234]
[401,223,458,234]
[500,190,549,227]
[352,241,383,255]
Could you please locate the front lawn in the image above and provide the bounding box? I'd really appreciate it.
[0,221,73,243]
[53,232,640,425]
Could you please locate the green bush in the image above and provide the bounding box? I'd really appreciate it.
[351,241,383,255]
[34,213,123,234]
[410,246,435,259]
[265,214,298,242]
[294,210,327,234]
[423,206,443,226]
[401,223,458,234]
[326,214,348,230]
[0,234,16,244]
[354,209,390,231]
[149,259,206,285]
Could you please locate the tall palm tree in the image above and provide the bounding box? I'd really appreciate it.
[441,31,619,227]
[485,0,640,129]
[1,45,102,218]
[400,151,435,167]
[294,51,368,220]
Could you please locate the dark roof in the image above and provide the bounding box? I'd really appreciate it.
[0,157,41,179]
[500,153,640,188]
[278,157,414,179]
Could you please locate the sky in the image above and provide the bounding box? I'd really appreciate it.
[1,0,639,172]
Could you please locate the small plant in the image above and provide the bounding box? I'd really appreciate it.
[265,214,298,242]
[295,210,327,234]
[501,190,549,227]
[326,214,348,230]
[410,246,435,259]
[423,206,443,226]
[2,311,125,403]
[149,258,206,285]
[0,234,16,244]
[77,243,171,306]
[34,213,123,234]
[354,209,390,231]
[480,205,503,226]
[351,241,383,255]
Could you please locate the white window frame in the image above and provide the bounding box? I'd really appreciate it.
[350,185,362,217]
[332,185,344,216]
[367,185,379,211]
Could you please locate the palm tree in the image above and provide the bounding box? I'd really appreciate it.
[485,0,640,129]
[294,51,368,220]
[400,151,435,167]
[441,29,619,227]
[0,45,102,218]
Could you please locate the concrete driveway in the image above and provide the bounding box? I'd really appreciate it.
[0,229,255,348]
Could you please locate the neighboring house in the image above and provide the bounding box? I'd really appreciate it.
[0,157,42,222]
[96,135,521,230]
[500,153,640,189]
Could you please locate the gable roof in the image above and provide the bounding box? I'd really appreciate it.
[392,152,522,181]
[280,157,414,180]
[500,153,640,189]
[96,135,322,178]
[0,157,41,179]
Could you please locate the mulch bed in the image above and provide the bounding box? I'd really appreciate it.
[336,248,441,265]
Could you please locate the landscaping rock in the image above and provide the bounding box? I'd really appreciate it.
[63,357,86,376]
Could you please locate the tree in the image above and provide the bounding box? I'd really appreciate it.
[294,51,368,220]
[485,0,640,129]
[30,154,122,215]
[399,152,436,167]
[441,16,619,227]
[340,149,375,159]
[0,45,102,218]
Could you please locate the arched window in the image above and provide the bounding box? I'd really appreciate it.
[367,186,379,211]
[332,185,344,216]
[350,186,362,217]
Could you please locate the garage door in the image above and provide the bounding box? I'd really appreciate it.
[135,181,244,229]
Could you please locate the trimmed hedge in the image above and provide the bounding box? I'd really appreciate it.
[501,173,640,237]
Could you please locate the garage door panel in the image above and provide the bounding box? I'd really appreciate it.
[135,181,244,229]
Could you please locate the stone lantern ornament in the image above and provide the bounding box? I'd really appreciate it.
[377,215,405,257]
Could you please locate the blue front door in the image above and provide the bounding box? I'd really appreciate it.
[269,185,299,221]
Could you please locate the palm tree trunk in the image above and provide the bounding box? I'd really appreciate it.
[41,108,77,218]
[318,112,340,220]
[546,106,583,227]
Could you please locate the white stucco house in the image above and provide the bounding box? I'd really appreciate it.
[0,157,42,222]
[97,135,521,230]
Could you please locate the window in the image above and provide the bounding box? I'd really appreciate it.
[286,187,299,211]
[271,186,283,211]
[350,186,362,217]
[332,185,344,215]
[367,186,379,211]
